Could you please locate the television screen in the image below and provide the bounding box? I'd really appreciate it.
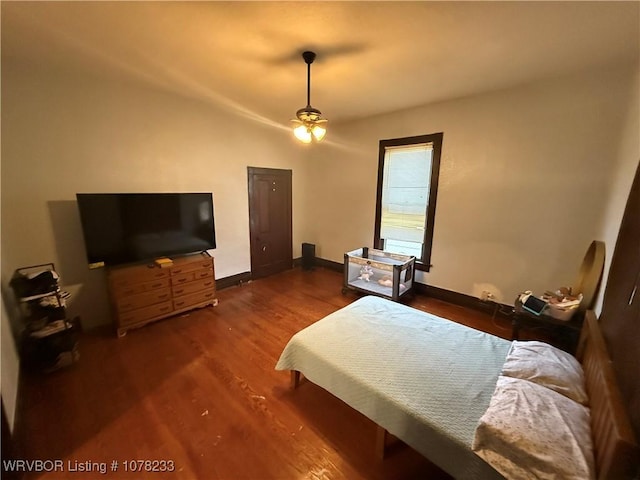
[76,193,216,267]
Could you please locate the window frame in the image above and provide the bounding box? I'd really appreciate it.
[373,132,443,272]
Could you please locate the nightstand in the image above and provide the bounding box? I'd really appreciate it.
[511,305,584,354]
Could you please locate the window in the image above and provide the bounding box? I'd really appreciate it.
[374,133,443,272]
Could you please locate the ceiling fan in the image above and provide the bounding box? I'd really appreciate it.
[291,51,327,144]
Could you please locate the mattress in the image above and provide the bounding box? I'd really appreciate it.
[275,295,511,479]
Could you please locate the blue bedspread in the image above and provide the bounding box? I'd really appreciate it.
[276,295,511,479]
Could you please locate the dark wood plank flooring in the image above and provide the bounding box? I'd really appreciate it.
[11,267,516,480]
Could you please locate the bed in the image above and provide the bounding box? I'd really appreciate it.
[275,295,638,480]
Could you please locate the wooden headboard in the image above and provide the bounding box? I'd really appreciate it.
[576,310,639,480]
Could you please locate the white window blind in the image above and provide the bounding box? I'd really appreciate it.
[380,143,433,257]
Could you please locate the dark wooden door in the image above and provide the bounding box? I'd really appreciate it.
[600,158,640,439]
[248,167,292,279]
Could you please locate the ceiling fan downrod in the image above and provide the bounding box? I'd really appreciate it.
[303,51,316,109]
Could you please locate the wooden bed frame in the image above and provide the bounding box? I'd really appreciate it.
[576,310,639,480]
[290,309,639,479]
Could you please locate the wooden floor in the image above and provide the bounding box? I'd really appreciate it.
[11,267,516,480]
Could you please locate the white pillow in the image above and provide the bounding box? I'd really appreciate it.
[501,340,588,405]
[473,376,595,480]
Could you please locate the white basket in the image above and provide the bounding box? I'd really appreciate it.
[545,293,583,321]
[546,304,579,321]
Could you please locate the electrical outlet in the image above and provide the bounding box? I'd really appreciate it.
[480,290,495,301]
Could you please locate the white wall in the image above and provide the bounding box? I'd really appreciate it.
[302,66,639,305]
[1,61,309,331]
[592,67,640,314]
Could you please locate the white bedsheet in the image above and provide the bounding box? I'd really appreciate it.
[275,295,511,479]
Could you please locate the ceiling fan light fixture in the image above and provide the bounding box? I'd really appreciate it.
[292,51,327,144]
[293,124,313,144]
[311,124,326,141]
[293,122,326,144]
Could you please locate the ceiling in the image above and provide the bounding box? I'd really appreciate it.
[2,1,639,125]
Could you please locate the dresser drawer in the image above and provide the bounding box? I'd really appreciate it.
[173,289,217,310]
[172,267,213,286]
[117,300,173,326]
[116,287,172,312]
[110,266,170,288]
[112,277,171,298]
[171,272,196,285]
[170,257,213,276]
[171,278,215,298]
[194,268,214,280]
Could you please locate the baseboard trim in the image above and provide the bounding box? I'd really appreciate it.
[416,283,510,316]
[216,271,252,290]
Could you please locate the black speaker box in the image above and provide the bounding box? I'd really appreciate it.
[302,243,316,270]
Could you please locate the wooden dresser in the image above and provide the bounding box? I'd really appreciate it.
[108,253,217,337]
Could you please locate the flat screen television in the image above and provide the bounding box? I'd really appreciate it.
[76,193,216,268]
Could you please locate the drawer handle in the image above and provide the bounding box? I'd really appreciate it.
[158,294,169,299]
[204,282,213,287]
[160,306,170,312]
[177,278,187,283]
[175,290,184,295]
[155,273,166,278]
[173,269,183,274]
[199,272,208,277]
[204,293,212,298]
[122,303,133,309]
[175,301,185,307]
[151,283,163,288]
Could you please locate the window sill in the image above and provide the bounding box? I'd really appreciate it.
[415,261,432,273]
